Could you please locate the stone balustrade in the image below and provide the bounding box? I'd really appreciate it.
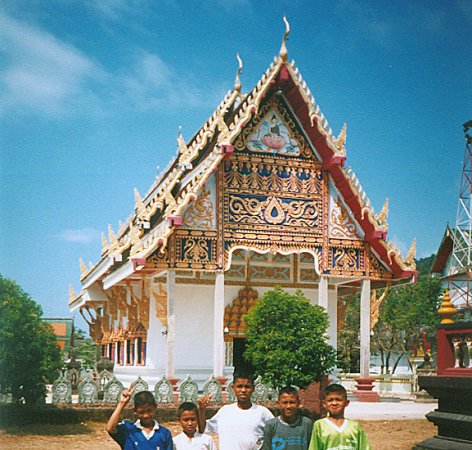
[46,374,278,405]
[339,373,415,395]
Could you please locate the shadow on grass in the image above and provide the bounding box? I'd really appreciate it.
[0,422,95,436]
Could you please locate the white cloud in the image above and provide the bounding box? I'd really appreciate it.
[0,9,105,115]
[0,9,226,117]
[118,50,223,111]
[83,0,160,21]
[58,228,101,244]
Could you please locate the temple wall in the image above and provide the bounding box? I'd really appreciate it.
[147,289,167,370]
[113,281,338,388]
[173,283,215,381]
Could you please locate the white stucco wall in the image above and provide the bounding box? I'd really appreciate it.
[114,281,339,389]
[173,283,215,377]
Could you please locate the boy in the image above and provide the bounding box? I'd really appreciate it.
[107,385,173,450]
[173,402,216,449]
[308,384,371,450]
[198,371,274,449]
[262,386,313,449]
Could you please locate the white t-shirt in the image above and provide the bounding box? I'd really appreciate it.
[205,403,274,450]
[173,431,216,450]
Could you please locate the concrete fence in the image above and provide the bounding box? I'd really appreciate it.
[339,373,415,395]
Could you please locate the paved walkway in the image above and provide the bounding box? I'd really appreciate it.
[347,400,437,420]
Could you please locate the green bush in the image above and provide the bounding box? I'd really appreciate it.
[244,287,336,389]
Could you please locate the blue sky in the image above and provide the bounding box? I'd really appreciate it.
[1,0,471,328]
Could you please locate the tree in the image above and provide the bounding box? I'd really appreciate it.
[415,254,436,276]
[244,287,337,389]
[371,276,442,373]
[69,328,98,369]
[0,275,63,404]
[336,295,360,373]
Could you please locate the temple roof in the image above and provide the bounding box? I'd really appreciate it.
[71,31,416,307]
[431,225,454,274]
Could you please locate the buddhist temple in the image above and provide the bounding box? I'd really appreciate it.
[69,20,416,388]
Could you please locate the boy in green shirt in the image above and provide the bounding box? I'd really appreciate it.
[262,386,313,449]
[308,384,371,450]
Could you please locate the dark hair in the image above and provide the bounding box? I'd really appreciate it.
[178,402,198,418]
[134,390,157,408]
[233,370,255,385]
[323,383,347,399]
[278,386,299,398]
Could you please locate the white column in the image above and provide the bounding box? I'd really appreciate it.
[318,276,329,309]
[327,285,338,348]
[360,279,371,378]
[166,270,176,378]
[213,272,225,377]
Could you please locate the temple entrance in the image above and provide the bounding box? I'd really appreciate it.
[232,338,254,373]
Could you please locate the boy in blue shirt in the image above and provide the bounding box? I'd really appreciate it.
[107,386,173,450]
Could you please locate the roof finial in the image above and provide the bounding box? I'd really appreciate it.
[177,126,188,155]
[234,53,243,92]
[405,238,417,269]
[279,16,290,61]
[69,284,77,302]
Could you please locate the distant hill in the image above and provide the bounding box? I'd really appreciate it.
[415,254,436,275]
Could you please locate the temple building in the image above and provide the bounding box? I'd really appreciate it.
[43,317,74,357]
[69,24,416,388]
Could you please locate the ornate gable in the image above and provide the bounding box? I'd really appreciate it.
[221,93,326,264]
[71,33,416,310]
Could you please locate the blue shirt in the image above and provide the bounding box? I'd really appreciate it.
[111,420,173,450]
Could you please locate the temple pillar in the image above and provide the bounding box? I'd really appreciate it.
[318,276,329,309]
[213,272,225,378]
[353,279,379,401]
[327,285,338,348]
[360,279,370,377]
[166,270,176,379]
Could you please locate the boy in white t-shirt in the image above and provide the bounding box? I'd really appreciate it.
[173,402,215,450]
[198,371,274,450]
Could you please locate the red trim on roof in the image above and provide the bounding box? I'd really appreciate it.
[272,64,413,280]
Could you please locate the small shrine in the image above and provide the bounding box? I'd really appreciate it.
[69,20,416,389]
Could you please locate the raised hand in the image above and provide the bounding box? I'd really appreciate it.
[198,394,212,409]
[120,384,136,406]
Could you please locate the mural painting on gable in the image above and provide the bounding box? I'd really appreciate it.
[234,98,314,160]
[247,110,300,155]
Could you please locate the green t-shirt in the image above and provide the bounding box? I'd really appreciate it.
[262,415,313,450]
[308,418,371,450]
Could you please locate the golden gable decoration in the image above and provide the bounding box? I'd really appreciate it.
[182,185,215,229]
[330,196,359,239]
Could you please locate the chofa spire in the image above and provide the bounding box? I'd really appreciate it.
[279,16,290,61]
[234,53,243,92]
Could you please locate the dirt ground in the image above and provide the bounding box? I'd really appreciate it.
[0,419,436,449]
